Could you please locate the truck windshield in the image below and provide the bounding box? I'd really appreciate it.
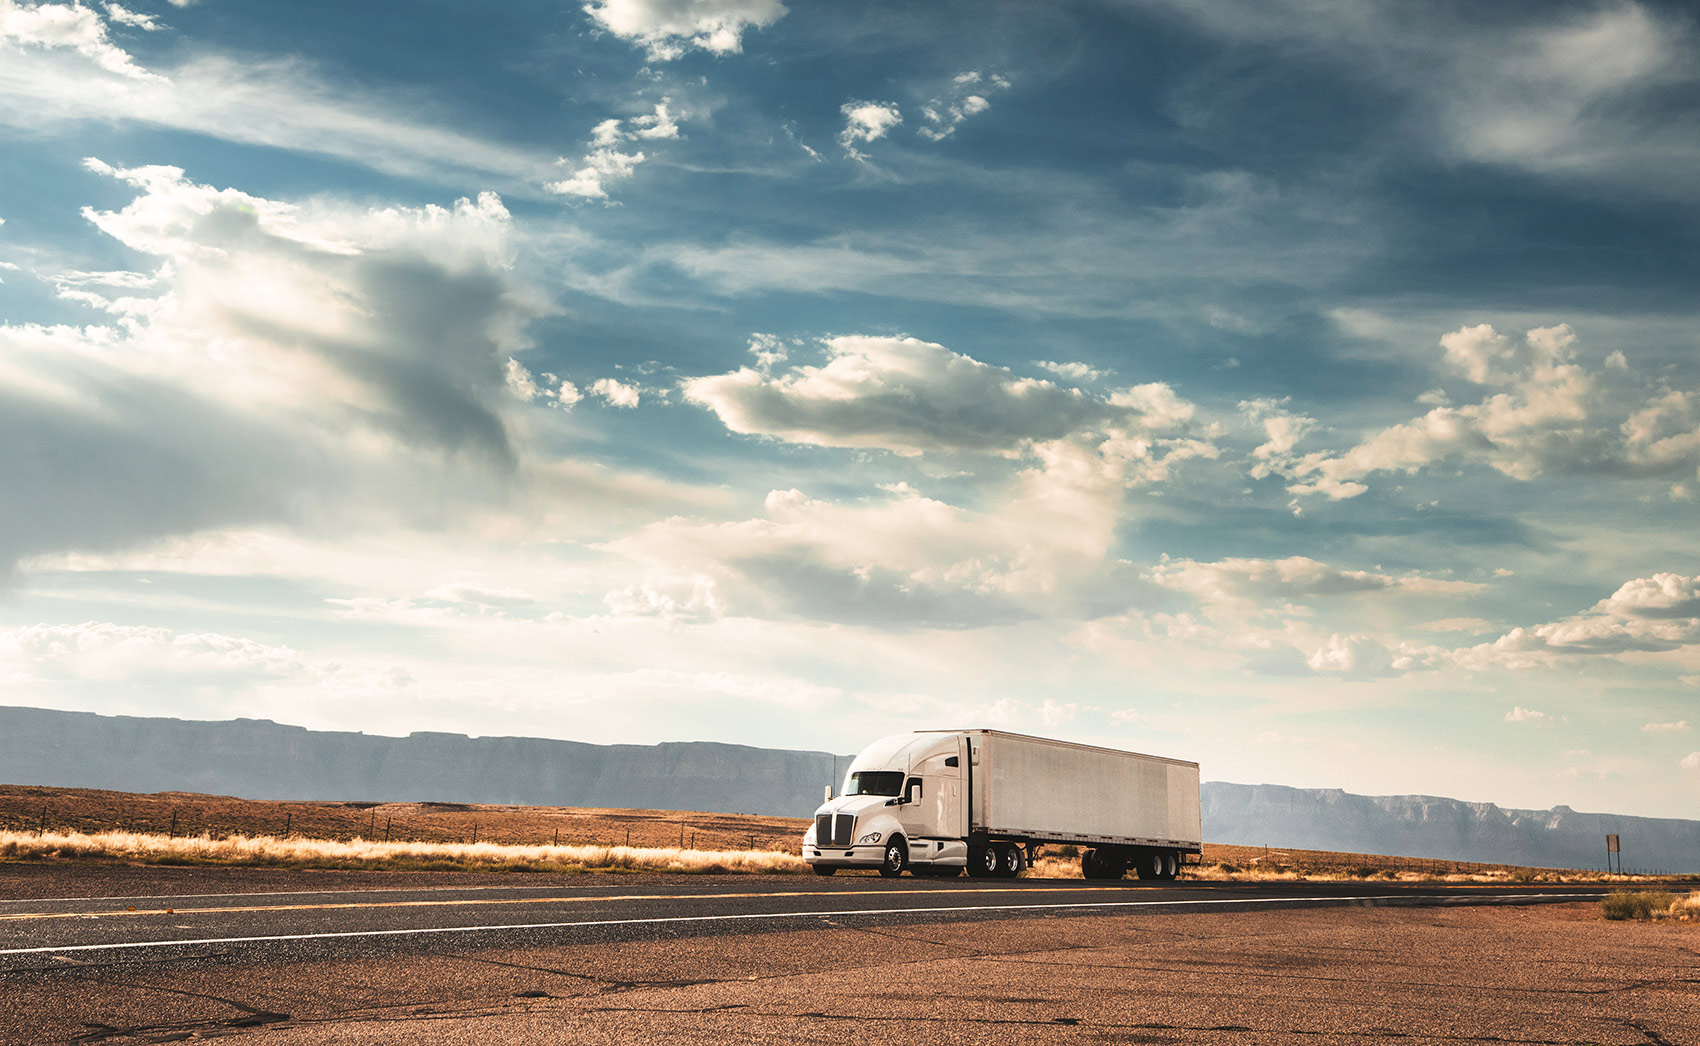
[844,771,905,797]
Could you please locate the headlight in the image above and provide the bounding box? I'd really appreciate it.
[856,831,882,844]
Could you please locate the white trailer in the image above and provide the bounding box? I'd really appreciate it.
[802,729,1201,880]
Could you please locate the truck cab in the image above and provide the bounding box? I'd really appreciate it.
[803,732,968,876]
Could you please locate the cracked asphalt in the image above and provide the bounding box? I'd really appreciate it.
[0,868,1693,1044]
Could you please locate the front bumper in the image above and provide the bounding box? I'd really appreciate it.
[804,843,886,868]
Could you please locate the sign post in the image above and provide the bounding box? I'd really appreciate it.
[1605,833,1620,875]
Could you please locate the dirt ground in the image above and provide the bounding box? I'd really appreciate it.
[2,900,1694,1044]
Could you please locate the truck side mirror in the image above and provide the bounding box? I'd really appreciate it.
[824,784,833,802]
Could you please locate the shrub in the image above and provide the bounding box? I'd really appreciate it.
[1601,891,1678,921]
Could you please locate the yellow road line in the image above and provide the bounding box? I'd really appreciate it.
[0,884,1172,922]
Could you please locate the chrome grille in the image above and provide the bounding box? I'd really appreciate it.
[815,812,855,847]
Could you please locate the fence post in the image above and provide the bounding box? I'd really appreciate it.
[169,810,178,839]
[472,823,478,845]
[553,828,559,847]
[283,813,291,838]
[384,818,391,843]
[38,804,47,836]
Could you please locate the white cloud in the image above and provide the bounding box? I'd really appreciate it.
[1152,556,1483,605]
[600,479,1133,630]
[1281,325,1700,499]
[102,4,159,31]
[1033,360,1105,383]
[918,70,1009,141]
[582,0,787,60]
[1681,752,1700,770]
[1137,0,1700,198]
[0,0,159,79]
[0,25,565,193]
[683,334,1199,457]
[1643,721,1690,733]
[547,100,681,199]
[1306,633,1394,676]
[839,101,902,159]
[0,163,584,572]
[591,377,641,408]
[1504,706,1548,723]
[1,622,306,683]
[1449,572,1700,670]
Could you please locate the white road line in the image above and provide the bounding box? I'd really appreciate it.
[0,893,1598,956]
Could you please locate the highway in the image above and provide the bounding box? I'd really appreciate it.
[0,875,1613,968]
[1,874,1687,1045]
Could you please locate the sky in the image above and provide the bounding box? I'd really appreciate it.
[1,0,1698,818]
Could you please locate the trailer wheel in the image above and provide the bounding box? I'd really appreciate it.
[1136,851,1164,880]
[1163,852,1179,880]
[1082,849,1122,880]
[969,845,1000,878]
[812,864,837,876]
[879,837,908,878]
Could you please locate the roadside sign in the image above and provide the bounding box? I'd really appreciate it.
[1606,834,1620,852]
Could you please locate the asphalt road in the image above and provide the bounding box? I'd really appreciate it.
[0,875,1614,970]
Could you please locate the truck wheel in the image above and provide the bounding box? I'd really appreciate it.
[879,837,908,878]
[812,864,837,876]
[969,845,1000,878]
[999,844,1025,878]
[1164,852,1179,880]
[1137,851,1164,880]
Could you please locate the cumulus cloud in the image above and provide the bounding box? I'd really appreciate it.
[1275,325,1700,499]
[1644,721,1690,733]
[582,0,786,60]
[591,377,641,408]
[0,163,559,573]
[1504,706,1548,723]
[546,99,682,198]
[1447,572,1700,669]
[839,101,902,159]
[683,334,1198,456]
[918,71,1010,141]
[1152,556,1483,605]
[601,475,1155,630]
[1683,752,1700,770]
[0,0,160,79]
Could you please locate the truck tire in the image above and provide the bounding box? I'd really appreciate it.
[879,837,908,878]
[1164,852,1179,880]
[999,844,1025,878]
[1082,849,1122,880]
[1136,851,1164,880]
[969,845,1000,878]
[812,864,837,876]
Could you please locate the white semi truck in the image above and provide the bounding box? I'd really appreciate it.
[803,729,1201,880]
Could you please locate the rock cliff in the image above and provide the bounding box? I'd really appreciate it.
[1201,782,1699,872]
[0,706,844,817]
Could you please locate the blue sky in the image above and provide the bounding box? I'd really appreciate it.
[2,0,1698,817]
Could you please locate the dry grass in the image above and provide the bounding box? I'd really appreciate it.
[1600,889,1700,922]
[0,785,806,852]
[0,829,809,874]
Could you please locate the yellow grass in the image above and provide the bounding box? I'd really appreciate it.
[0,829,809,874]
